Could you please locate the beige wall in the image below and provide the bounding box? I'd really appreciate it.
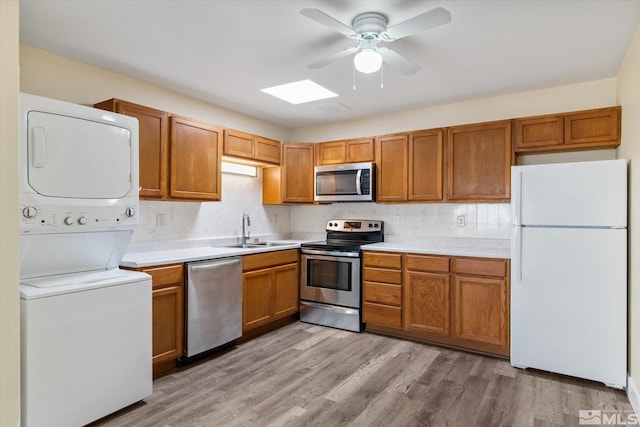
[20,45,290,141]
[617,25,640,404]
[1,1,21,426]
[292,78,617,142]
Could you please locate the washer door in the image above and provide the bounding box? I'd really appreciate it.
[26,111,132,199]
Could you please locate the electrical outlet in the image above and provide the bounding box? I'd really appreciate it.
[457,215,465,227]
[156,213,165,227]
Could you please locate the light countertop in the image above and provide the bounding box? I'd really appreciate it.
[363,241,511,259]
[120,240,304,268]
[121,237,511,268]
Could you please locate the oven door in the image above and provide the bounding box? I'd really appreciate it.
[300,251,361,308]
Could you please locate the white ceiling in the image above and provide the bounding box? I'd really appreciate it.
[19,0,640,129]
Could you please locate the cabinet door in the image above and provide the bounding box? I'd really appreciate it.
[565,107,620,146]
[404,271,450,336]
[452,275,508,348]
[151,285,184,364]
[169,116,222,200]
[255,136,281,164]
[139,263,184,370]
[408,129,443,201]
[346,138,375,163]
[224,129,254,159]
[515,114,563,151]
[318,141,346,165]
[282,142,314,203]
[376,134,408,202]
[243,269,274,331]
[272,263,299,318]
[94,99,168,198]
[446,121,512,202]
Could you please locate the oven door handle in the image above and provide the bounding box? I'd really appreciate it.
[301,249,360,258]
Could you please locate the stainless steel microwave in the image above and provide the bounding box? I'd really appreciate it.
[314,162,375,203]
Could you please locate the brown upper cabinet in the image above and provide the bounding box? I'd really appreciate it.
[376,134,409,202]
[317,137,375,165]
[446,120,512,202]
[169,116,223,201]
[223,128,281,165]
[515,106,620,153]
[95,99,223,201]
[409,129,444,201]
[262,142,315,204]
[94,99,168,198]
[376,129,444,203]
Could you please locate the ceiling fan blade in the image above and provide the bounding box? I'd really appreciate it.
[300,8,356,37]
[378,47,420,75]
[308,46,359,69]
[385,7,451,40]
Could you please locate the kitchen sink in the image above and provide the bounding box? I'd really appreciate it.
[215,242,291,249]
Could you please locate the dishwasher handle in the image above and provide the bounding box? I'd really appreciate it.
[189,258,241,272]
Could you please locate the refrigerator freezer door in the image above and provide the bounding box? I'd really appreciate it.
[511,159,627,227]
[511,226,626,388]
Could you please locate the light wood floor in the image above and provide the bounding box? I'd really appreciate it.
[94,322,633,427]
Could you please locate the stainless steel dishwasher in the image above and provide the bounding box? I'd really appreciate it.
[181,257,242,363]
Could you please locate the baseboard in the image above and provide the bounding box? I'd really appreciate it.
[628,375,640,418]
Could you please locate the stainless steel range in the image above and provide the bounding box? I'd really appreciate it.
[300,219,384,332]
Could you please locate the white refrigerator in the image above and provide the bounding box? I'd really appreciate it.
[511,159,627,389]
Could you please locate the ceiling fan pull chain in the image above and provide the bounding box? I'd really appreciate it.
[380,62,384,88]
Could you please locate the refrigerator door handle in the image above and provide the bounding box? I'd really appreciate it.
[511,170,522,226]
[513,226,522,281]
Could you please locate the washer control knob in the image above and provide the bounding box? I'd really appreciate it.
[22,206,38,218]
[78,216,87,225]
[64,216,74,225]
[125,207,136,217]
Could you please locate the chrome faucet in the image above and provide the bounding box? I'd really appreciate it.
[241,212,251,245]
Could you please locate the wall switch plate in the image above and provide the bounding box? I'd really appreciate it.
[457,215,465,227]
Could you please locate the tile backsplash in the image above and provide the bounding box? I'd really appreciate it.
[132,169,510,244]
[289,203,511,243]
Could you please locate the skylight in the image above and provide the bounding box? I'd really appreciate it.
[261,79,338,105]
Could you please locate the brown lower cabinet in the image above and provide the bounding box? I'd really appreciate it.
[363,251,510,357]
[242,249,299,333]
[125,263,184,376]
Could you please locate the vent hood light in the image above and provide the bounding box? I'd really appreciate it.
[261,79,338,105]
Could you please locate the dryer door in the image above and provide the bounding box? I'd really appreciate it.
[26,111,132,199]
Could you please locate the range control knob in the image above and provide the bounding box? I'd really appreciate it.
[125,207,136,217]
[78,217,87,225]
[64,216,74,225]
[374,224,379,228]
[22,206,38,218]
[368,223,373,228]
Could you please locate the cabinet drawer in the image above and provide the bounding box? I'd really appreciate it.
[143,264,184,289]
[364,281,401,306]
[363,267,402,285]
[363,251,402,269]
[363,302,402,328]
[243,249,298,272]
[405,254,450,273]
[454,258,507,278]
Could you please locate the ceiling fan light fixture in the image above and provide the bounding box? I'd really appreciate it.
[354,48,382,74]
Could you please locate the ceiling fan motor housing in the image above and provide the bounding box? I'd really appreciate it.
[351,12,388,39]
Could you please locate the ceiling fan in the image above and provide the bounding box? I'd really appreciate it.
[301,7,452,76]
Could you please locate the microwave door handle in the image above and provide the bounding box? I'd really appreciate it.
[356,169,362,195]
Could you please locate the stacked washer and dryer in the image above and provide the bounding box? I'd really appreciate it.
[19,93,152,426]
